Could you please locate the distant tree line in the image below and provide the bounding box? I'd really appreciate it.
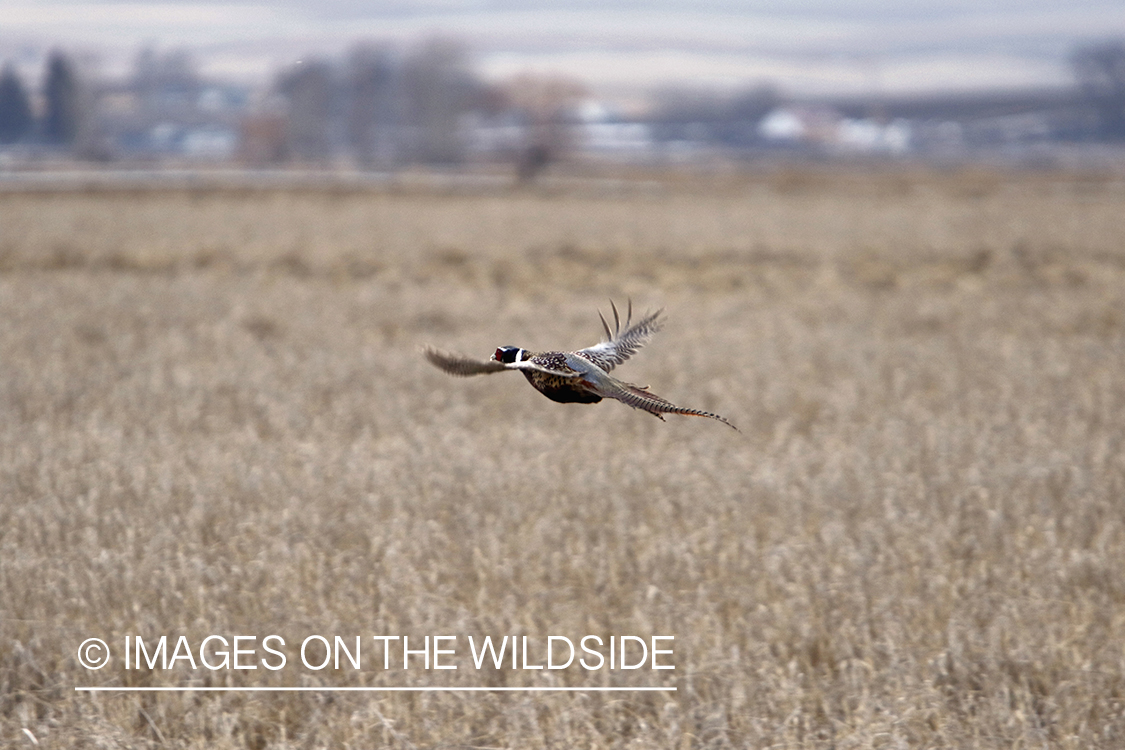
[6,38,1125,160]
[250,38,586,173]
[235,38,572,171]
[0,51,82,146]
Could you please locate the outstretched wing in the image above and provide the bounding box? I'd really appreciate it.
[424,347,509,376]
[576,300,664,373]
[425,347,585,379]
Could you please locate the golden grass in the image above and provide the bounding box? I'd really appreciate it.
[2,169,1125,748]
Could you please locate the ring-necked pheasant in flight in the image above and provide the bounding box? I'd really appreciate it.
[424,301,736,429]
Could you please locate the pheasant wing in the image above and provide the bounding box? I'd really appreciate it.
[424,348,509,377]
[576,300,664,373]
[425,348,583,379]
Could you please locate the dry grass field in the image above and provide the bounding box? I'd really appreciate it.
[2,169,1124,748]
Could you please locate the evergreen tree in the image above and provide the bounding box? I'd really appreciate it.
[0,63,32,144]
[43,51,80,146]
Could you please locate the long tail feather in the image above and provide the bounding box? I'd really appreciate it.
[605,379,737,430]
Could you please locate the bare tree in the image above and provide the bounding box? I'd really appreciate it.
[503,73,586,181]
[344,44,396,167]
[399,38,477,163]
[277,60,336,161]
[1072,40,1125,140]
[133,48,200,117]
[239,113,288,166]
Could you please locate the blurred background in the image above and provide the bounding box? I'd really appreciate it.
[2,0,1125,178]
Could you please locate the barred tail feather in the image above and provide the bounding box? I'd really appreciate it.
[612,381,738,430]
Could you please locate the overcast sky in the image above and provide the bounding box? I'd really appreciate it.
[3,0,1124,96]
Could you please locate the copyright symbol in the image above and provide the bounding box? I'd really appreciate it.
[78,638,110,669]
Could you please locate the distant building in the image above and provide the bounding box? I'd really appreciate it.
[574,100,654,156]
[834,118,911,154]
[758,105,842,147]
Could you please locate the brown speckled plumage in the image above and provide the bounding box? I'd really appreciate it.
[519,352,603,404]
